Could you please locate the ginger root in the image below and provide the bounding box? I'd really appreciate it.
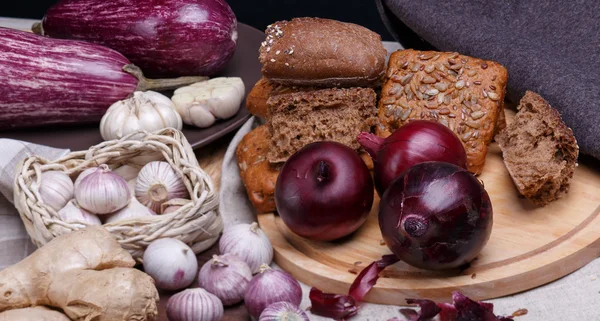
[0,306,70,321]
[0,227,135,311]
[0,227,159,321]
[47,268,159,321]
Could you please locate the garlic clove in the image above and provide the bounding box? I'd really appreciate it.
[143,238,198,291]
[75,165,131,214]
[219,222,273,274]
[104,197,156,224]
[57,200,101,226]
[171,77,244,128]
[135,161,189,213]
[38,171,74,212]
[166,288,223,321]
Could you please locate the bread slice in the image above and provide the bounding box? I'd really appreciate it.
[495,91,579,206]
[267,87,378,163]
[246,77,316,119]
[377,49,509,174]
[258,18,387,87]
[236,125,281,213]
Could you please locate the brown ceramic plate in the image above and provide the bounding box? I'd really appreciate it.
[0,23,263,151]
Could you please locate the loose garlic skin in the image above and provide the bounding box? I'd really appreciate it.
[38,171,74,212]
[171,77,245,128]
[136,161,189,213]
[100,90,182,141]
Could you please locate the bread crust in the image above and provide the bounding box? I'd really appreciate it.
[236,125,281,213]
[258,17,387,87]
[377,49,508,174]
[495,91,579,206]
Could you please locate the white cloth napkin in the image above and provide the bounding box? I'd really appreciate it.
[0,139,69,269]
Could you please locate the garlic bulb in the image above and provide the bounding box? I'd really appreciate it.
[244,264,302,319]
[104,197,156,224]
[74,165,131,214]
[136,161,189,213]
[219,222,273,274]
[259,302,309,321]
[57,200,101,226]
[166,288,224,321]
[74,167,99,190]
[198,254,253,306]
[38,171,74,211]
[100,90,182,141]
[171,77,245,128]
[112,164,141,181]
[143,238,198,290]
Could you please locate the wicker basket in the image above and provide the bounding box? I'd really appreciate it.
[13,128,222,261]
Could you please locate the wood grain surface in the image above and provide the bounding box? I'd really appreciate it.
[257,140,600,305]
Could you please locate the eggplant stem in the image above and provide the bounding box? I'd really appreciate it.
[31,22,44,35]
[356,132,384,159]
[125,64,209,91]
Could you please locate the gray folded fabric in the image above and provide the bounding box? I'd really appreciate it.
[376,0,600,160]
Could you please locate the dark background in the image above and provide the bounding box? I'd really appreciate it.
[0,0,394,40]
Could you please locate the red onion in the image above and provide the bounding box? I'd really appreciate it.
[244,264,302,319]
[379,162,493,270]
[259,302,309,321]
[358,120,467,196]
[37,0,238,77]
[275,142,374,241]
[0,27,207,130]
[198,254,252,306]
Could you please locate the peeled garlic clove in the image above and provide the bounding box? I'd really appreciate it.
[100,90,183,141]
[57,200,101,226]
[166,288,223,321]
[75,165,131,214]
[198,254,253,306]
[219,222,273,274]
[143,238,198,290]
[135,161,189,213]
[171,77,245,128]
[38,171,74,211]
[104,197,156,224]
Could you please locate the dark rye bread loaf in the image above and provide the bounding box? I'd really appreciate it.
[246,77,317,119]
[258,17,387,87]
[495,91,579,206]
[267,87,378,163]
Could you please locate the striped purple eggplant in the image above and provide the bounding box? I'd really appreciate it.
[0,27,207,130]
[36,0,238,78]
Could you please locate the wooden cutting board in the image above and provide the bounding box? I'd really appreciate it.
[257,142,600,304]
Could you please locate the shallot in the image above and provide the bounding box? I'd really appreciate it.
[74,165,130,214]
[143,238,198,290]
[198,254,252,306]
[166,288,224,321]
[244,264,302,319]
[219,222,273,273]
[38,171,74,211]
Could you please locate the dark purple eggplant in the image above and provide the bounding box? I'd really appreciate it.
[0,27,207,130]
[36,0,238,78]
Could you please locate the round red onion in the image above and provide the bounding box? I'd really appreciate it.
[259,302,309,321]
[358,120,467,196]
[198,254,252,306]
[244,264,302,319]
[166,288,223,321]
[38,0,238,78]
[379,162,493,270]
[275,141,374,241]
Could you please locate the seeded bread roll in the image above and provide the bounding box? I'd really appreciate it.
[495,91,578,206]
[377,49,508,174]
[267,87,378,163]
[246,77,317,119]
[236,125,281,214]
[258,18,387,87]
